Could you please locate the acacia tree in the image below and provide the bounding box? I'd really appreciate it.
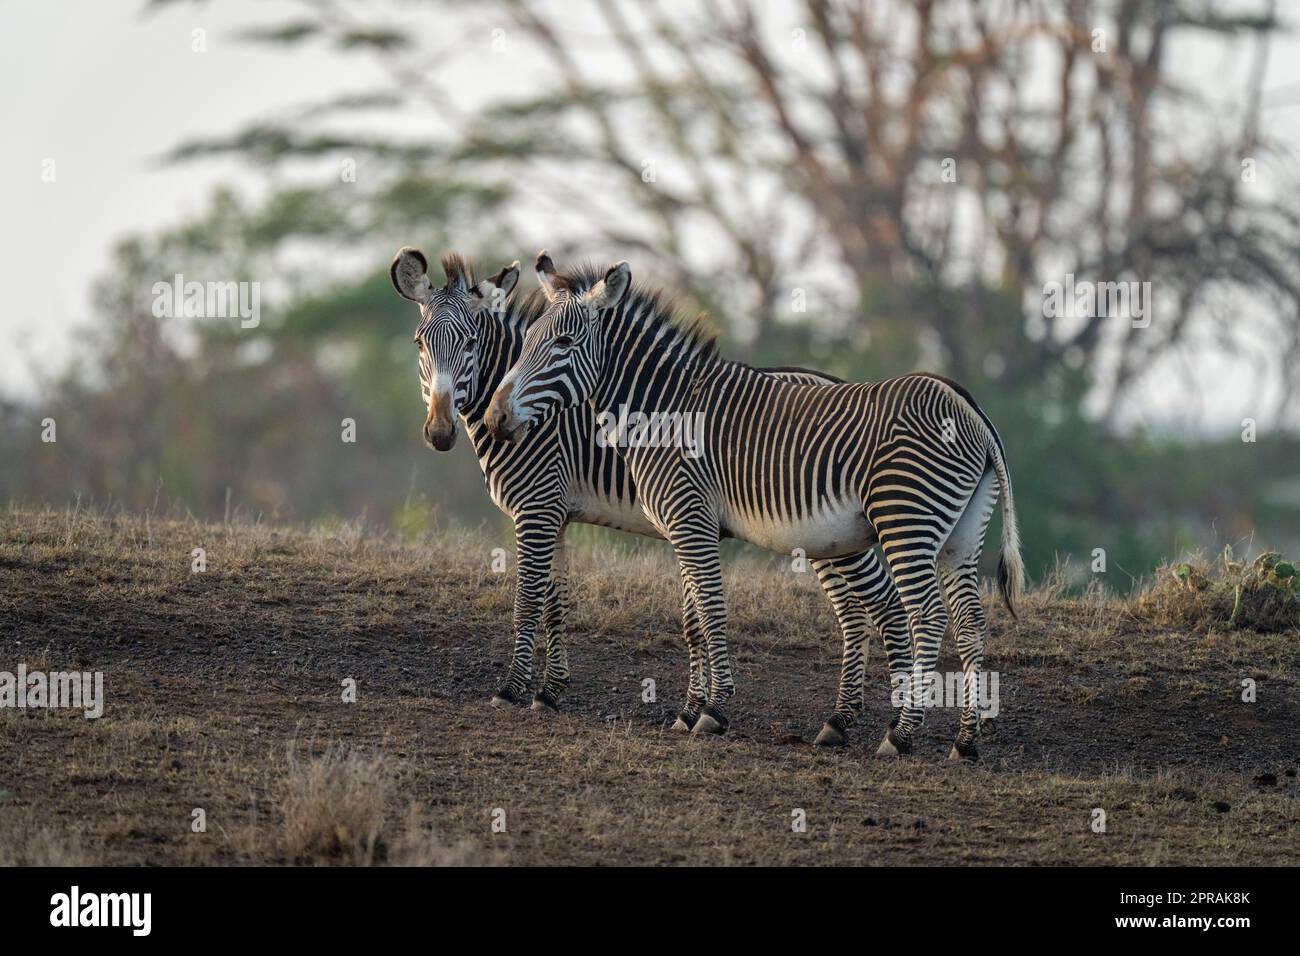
[164,0,1297,424]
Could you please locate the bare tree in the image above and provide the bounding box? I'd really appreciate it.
[164,0,1299,420]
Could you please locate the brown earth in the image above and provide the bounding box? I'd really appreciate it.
[1,509,1297,866]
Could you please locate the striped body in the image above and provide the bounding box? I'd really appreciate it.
[391,250,914,730]
[488,257,1023,756]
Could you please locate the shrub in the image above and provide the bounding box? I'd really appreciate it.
[1134,546,1300,633]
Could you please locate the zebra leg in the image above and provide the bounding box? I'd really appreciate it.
[671,582,710,732]
[532,533,571,712]
[939,468,999,761]
[810,557,870,747]
[942,563,987,762]
[873,538,948,757]
[670,529,732,736]
[867,580,919,741]
[490,509,564,708]
[812,550,913,747]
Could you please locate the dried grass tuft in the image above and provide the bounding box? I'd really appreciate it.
[1132,546,1300,633]
[279,747,390,865]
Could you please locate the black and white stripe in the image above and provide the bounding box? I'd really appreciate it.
[392,248,933,737]
[486,254,1024,760]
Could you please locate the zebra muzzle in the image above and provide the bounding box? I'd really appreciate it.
[424,391,457,450]
[484,389,522,442]
[424,420,455,451]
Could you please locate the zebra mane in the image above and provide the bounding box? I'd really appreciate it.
[539,260,719,357]
[516,288,552,325]
[440,253,474,291]
[435,253,531,326]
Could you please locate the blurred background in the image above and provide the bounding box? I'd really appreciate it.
[2,0,1299,589]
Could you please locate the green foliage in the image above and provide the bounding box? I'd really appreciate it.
[0,180,510,533]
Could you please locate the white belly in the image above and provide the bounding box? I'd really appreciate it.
[721,501,875,559]
[572,491,660,538]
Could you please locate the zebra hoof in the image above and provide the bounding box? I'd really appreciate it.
[948,740,979,763]
[814,721,848,748]
[875,727,912,758]
[670,710,697,733]
[530,690,560,712]
[690,706,729,736]
[489,687,521,708]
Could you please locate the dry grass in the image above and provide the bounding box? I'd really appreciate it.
[0,816,92,866]
[279,748,391,865]
[1,507,1298,866]
[1134,547,1300,633]
[270,747,482,865]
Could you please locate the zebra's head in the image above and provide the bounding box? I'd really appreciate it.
[485,251,630,442]
[390,247,520,451]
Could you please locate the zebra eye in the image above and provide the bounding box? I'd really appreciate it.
[554,335,574,350]
[464,337,477,351]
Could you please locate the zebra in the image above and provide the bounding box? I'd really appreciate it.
[390,247,917,742]
[484,253,1024,761]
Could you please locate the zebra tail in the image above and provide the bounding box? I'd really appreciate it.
[987,438,1024,620]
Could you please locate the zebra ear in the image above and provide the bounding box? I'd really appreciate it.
[390,247,432,302]
[586,261,631,312]
[472,261,520,313]
[535,250,559,303]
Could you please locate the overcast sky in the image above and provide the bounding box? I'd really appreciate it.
[3,0,1299,435]
[0,0,387,394]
